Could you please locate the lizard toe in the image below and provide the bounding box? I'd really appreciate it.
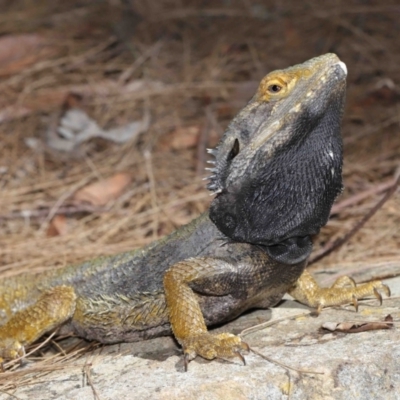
[314,279,391,314]
[181,332,249,370]
[0,337,25,370]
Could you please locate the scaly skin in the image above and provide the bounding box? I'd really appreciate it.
[0,54,390,369]
[1,213,306,364]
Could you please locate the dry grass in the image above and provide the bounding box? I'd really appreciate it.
[0,0,399,391]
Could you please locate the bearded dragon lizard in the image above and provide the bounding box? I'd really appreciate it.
[0,54,390,370]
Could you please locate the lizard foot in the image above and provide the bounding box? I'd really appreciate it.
[315,278,391,314]
[181,332,249,371]
[0,285,76,371]
[0,338,25,371]
[289,270,391,314]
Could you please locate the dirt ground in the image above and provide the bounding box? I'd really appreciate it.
[0,0,399,392]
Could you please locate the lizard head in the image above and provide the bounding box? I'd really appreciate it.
[208,53,347,263]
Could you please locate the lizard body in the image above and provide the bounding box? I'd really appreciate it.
[1,213,300,342]
[0,54,389,368]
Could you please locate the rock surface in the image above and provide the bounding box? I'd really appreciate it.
[1,277,400,400]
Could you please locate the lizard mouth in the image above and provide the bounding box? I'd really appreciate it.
[336,61,347,75]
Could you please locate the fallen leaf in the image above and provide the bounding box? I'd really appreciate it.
[48,107,149,152]
[351,79,400,112]
[47,215,68,237]
[385,314,393,322]
[321,316,394,334]
[0,34,57,77]
[158,126,200,151]
[73,173,132,207]
[64,93,84,109]
[0,105,31,124]
[284,19,301,49]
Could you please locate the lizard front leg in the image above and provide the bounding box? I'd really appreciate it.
[0,286,76,365]
[288,269,390,313]
[163,257,249,370]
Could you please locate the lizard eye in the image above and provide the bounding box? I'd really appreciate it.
[268,84,282,93]
[227,139,240,161]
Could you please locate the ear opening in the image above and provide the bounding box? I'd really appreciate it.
[227,139,240,161]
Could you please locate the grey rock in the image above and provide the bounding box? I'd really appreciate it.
[1,277,399,400]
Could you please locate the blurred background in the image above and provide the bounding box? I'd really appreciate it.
[0,0,399,286]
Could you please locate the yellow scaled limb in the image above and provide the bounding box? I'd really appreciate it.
[163,257,249,370]
[0,286,76,364]
[288,270,390,313]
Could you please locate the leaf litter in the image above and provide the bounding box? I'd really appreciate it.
[0,0,399,392]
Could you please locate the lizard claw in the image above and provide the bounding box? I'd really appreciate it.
[370,283,390,307]
[352,294,358,312]
[183,353,190,372]
[181,332,249,371]
[319,279,390,314]
[234,350,246,366]
[373,288,383,306]
[350,280,391,310]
